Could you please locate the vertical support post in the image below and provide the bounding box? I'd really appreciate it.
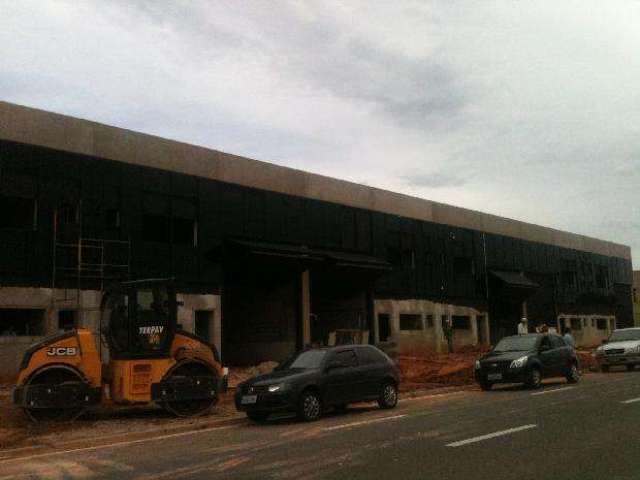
[484,315,491,346]
[301,270,311,347]
[213,301,222,358]
[371,295,379,345]
[434,304,444,353]
[471,313,479,345]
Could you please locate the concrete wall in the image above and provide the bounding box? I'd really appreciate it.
[176,293,222,356]
[557,314,616,348]
[0,287,220,379]
[374,298,490,353]
[0,101,631,261]
[0,336,43,382]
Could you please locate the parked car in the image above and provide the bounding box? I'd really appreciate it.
[235,345,400,422]
[474,333,580,390]
[595,327,640,372]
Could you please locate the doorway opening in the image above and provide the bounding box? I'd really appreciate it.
[378,313,391,342]
[194,310,214,344]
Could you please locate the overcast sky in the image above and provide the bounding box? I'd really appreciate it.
[1,1,638,263]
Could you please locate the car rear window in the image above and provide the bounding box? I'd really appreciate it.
[357,347,387,365]
[493,335,539,352]
[333,350,358,367]
[281,350,327,369]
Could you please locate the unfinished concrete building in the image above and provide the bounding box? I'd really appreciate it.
[0,101,634,377]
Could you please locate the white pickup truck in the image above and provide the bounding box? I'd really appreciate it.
[595,327,640,372]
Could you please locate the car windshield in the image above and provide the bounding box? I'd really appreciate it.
[493,335,539,352]
[279,350,327,370]
[609,330,640,342]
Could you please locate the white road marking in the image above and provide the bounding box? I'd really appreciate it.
[621,397,640,404]
[0,425,233,464]
[323,414,407,431]
[446,424,537,447]
[531,386,575,396]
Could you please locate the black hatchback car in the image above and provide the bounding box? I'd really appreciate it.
[475,333,580,390]
[235,345,400,422]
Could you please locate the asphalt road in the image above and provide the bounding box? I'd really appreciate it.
[2,371,640,480]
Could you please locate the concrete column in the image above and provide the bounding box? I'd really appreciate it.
[390,303,400,339]
[484,315,491,346]
[471,314,479,345]
[301,270,311,346]
[372,300,380,344]
[176,295,194,332]
[44,307,57,336]
[433,303,444,353]
[213,304,222,358]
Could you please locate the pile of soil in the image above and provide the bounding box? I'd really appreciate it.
[227,362,279,388]
[398,346,489,392]
[576,348,598,372]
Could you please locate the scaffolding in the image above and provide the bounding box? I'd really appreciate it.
[51,204,131,308]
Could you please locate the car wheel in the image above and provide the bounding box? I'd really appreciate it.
[479,380,493,391]
[627,364,635,372]
[378,382,398,409]
[566,363,580,384]
[601,365,610,373]
[246,411,269,423]
[297,390,322,422]
[526,367,542,389]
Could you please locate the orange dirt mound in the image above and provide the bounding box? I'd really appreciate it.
[576,348,598,371]
[398,346,489,391]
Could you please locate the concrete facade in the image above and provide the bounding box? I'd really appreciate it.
[556,314,615,347]
[373,299,490,353]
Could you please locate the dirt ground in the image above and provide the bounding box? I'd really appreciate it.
[227,361,279,388]
[576,348,599,371]
[398,345,489,392]
[0,385,241,451]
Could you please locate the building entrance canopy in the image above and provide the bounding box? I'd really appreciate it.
[489,270,540,302]
[219,239,391,274]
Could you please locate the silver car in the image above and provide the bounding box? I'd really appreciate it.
[595,328,640,372]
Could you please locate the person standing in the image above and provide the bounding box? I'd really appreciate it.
[517,317,528,335]
[563,327,576,349]
[443,317,454,353]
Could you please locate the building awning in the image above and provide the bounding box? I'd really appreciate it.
[222,239,391,271]
[314,249,392,271]
[490,270,539,289]
[227,239,321,261]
